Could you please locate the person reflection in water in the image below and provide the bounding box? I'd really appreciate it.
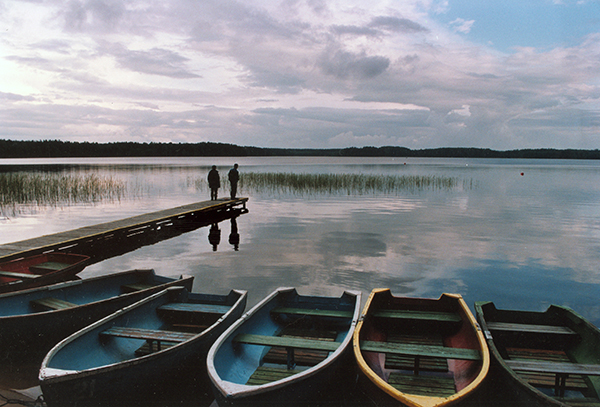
[208,223,221,251]
[229,217,240,251]
[207,165,220,200]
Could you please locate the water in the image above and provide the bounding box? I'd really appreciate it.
[2,156,600,327]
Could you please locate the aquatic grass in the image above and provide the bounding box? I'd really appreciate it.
[190,172,475,196]
[0,172,126,215]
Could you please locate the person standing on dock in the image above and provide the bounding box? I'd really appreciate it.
[228,163,239,199]
[207,165,220,200]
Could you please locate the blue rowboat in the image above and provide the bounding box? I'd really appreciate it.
[39,286,247,407]
[0,268,192,369]
[354,289,490,407]
[207,287,361,406]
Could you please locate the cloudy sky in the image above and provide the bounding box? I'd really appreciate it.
[1,0,599,149]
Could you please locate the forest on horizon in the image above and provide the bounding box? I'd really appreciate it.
[1,139,599,160]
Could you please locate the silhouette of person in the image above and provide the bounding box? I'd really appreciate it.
[208,223,221,251]
[228,163,239,199]
[229,217,240,251]
[207,165,220,200]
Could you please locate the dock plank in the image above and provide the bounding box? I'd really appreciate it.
[0,198,248,261]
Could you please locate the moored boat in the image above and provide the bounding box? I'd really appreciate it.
[0,252,90,293]
[39,286,247,407]
[353,289,489,407]
[0,268,192,367]
[475,301,600,407]
[207,287,361,406]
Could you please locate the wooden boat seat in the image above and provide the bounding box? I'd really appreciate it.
[100,326,195,352]
[29,262,69,274]
[361,339,480,375]
[234,333,341,369]
[505,359,600,398]
[31,297,77,310]
[385,334,449,372]
[0,270,40,280]
[372,309,461,323]
[271,307,353,319]
[157,303,231,315]
[487,321,577,335]
[234,334,341,352]
[121,283,155,293]
[263,328,337,367]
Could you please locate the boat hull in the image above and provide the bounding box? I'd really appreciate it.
[353,289,489,407]
[0,269,192,367]
[0,252,90,293]
[208,287,361,406]
[39,286,247,407]
[475,301,600,407]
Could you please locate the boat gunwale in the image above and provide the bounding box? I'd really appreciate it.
[207,286,362,400]
[39,286,248,384]
[353,288,490,407]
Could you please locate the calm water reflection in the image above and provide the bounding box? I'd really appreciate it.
[1,157,600,330]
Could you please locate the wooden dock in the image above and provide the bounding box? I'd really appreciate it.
[0,198,248,264]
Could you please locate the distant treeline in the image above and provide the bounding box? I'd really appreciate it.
[1,139,599,160]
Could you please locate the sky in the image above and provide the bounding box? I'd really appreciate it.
[1,0,599,150]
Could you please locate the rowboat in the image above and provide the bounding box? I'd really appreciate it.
[40,286,247,407]
[207,287,361,406]
[0,268,192,367]
[475,301,600,407]
[0,252,90,293]
[353,289,489,407]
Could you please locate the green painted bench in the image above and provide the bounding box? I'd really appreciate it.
[234,333,342,369]
[360,340,481,376]
[371,309,462,323]
[158,303,231,315]
[31,297,77,310]
[100,326,195,352]
[271,307,353,319]
[0,271,40,280]
[505,359,600,398]
[486,321,576,335]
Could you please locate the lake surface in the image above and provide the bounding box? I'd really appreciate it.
[2,156,600,329]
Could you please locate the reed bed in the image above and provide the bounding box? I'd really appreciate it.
[234,172,473,196]
[0,172,126,214]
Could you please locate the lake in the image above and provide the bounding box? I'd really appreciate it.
[1,156,600,329]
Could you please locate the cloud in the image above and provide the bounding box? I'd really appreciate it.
[449,18,474,34]
[0,0,598,149]
[318,50,390,79]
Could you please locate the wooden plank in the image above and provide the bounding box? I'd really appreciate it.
[100,327,195,343]
[487,321,576,335]
[372,309,461,323]
[31,297,77,310]
[263,328,337,366]
[360,341,481,361]
[388,372,456,397]
[0,271,39,280]
[246,366,299,385]
[121,283,155,293]
[386,334,448,372]
[158,303,231,314]
[271,306,353,319]
[507,348,588,390]
[233,334,341,352]
[29,262,69,273]
[505,360,600,376]
[0,198,248,260]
